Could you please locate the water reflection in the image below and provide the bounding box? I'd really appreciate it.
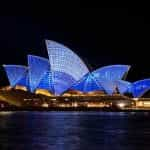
[0,111,15,116]
[0,111,150,150]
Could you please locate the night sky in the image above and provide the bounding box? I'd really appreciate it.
[0,7,150,86]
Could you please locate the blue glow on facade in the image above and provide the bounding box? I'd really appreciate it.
[90,65,130,95]
[71,73,104,92]
[115,80,131,94]
[3,65,28,87]
[131,79,150,97]
[45,40,90,95]
[100,80,116,95]
[37,70,54,93]
[92,65,130,81]
[28,55,51,92]
[45,40,89,81]
[3,40,138,97]
[17,73,29,89]
[52,71,76,95]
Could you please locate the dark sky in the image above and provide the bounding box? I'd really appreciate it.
[0,7,150,85]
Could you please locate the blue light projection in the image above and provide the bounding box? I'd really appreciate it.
[115,80,131,94]
[91,65,130,95]
[28,55,51,92]
[92,65,130,81]
[17,73,29,89]
[37,70,54,93]
[71,73,104,92]
[100,80,116,95]
[131,79,150,97]
[52,71,76,95]
[45,40,90,95]
[3,65,28,87]
[45,40,89,81]
[3,40,135,97]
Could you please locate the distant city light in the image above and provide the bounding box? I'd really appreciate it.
[117,103,126,108]
[41,103,49,108]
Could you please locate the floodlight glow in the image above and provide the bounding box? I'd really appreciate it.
[117,102,126,108]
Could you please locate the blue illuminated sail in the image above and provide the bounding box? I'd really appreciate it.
[92,65,130,81]
[37,70,54,93]
[115,80,131,94]
[100,80,116,95]
[71,73,103,92]
[28,55,52,92]
[90,65,130,95]
[45,40,89,95]
[3,65,28,87]
[131,79,150,97]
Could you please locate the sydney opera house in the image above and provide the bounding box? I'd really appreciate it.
[0,40,150,110]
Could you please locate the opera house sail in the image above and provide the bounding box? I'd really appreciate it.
[71,73,104,92]
[45,40,89,95]
[28,55,53,93]
[131,79,150,98]
[2,39,150,101]
[115,80,131,94]
[3,65,29,88]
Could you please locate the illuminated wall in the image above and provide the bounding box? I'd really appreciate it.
[92,65,130,81]
[3,40,135,97]
[28,55,52,92]
[45,40,89,95]
[71,73,104,92]
[52,71,76,95]
[131,79,150,97]
[16,73,29,89]
[3,65,28,87]
[100,80,116,95]
[115,80,131,94]
[45,40,89,80]
[37,70,54,93]
[91,65,130,95]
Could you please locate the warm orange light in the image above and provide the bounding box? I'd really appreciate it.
[15,85,27,91]
[41,103,49,108]
[35,89,52,96]
[117,103,125,108]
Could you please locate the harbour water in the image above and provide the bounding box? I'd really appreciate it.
[0,111,150,150]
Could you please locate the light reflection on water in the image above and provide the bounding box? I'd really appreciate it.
[0,111,150,150]
[0,111,15,116]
